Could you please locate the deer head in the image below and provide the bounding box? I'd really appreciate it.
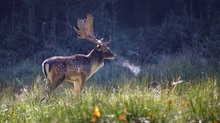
[74,14,115,60]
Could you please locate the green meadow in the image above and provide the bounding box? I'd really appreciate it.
[0,54,219,123]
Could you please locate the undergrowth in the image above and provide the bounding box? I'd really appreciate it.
[0,50,219,123]
[0,75,219,123]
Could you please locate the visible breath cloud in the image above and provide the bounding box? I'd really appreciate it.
[122,61,140,76]
[116,56,140,76]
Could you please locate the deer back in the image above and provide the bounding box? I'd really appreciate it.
[42,55,92,83]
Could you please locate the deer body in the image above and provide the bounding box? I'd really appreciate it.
[40,14,115,102]
[42,49,102,83]
[42,45,111,86]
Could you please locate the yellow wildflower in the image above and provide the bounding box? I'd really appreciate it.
[166,99,173,105]
[124,108,131,115]
[212,112,216,116]
[91,117,97,123]
[95,111,101,118]
[91,117,97,122]
[148,112,153,119]
[183,103,188,108]
[93,106,101,118]
[119,115,127,122]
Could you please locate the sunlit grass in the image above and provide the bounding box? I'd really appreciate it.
[0,76,219,123]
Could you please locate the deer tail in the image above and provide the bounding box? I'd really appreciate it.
[42,61,51,78]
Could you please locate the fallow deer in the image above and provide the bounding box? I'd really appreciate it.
[40,14,115,102]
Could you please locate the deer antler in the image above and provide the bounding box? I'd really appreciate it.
[74,14,111,45]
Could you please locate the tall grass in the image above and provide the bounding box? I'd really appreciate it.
[0,75,219,123]
[0,50,219,122]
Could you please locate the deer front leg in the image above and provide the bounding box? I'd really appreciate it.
[74,81,85,97]
[74,76,85,97]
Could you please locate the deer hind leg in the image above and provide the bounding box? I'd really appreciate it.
[40,79,50,102]
[40,75,65,102]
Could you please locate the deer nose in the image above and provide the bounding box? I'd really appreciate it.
[113,54,116,58]
[111,54,116,60]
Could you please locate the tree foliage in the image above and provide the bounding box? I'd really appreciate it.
[0,0,220,67]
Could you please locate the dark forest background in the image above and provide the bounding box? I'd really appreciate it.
[0,0,220,89]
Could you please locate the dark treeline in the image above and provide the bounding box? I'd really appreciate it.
[0,0,117,67]
[0,0,220,68]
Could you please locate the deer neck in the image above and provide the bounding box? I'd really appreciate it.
[87,48,104,79]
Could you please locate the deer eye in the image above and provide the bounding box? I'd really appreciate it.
[97,45,101,48]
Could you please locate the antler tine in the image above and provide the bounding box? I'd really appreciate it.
[102,36,111,45]
[74,14,100,44]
